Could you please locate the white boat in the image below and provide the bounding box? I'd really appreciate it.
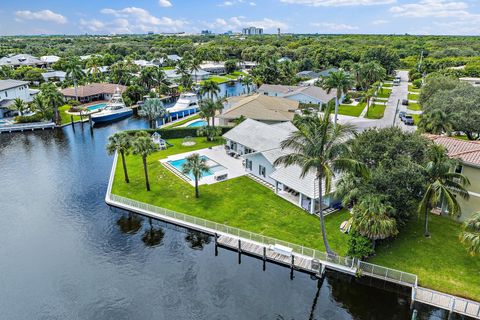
[167,92,199,117]
[91,88,133,124]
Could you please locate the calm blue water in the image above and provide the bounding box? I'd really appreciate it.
[87,103,107,111]
[0,115,468,319]
[186,120,207,127]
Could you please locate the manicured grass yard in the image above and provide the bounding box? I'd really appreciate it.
[111,137,350,255]
[59,105,83,125]
[338,102,365,117]
[411,113,421,124]
[382,82,393,87]
[407,102,422,111]
[377,88,392,99]
[408,93,420,101]
[371,215,480,301]
[408,84,421,93]
[365,104,386,119]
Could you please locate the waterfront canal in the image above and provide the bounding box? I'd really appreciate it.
[0,117,467,319]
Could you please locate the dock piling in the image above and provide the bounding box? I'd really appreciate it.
[290,255,295,280]
[238,239,242,264]
[214,233,218,257]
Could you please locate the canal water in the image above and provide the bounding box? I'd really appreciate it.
[0,117,466,319]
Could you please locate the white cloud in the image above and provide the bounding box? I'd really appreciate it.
[79,19,106,32]
[95,7,187,33]
[311,22,359,31]
[249,2,257,5]
[205,16,288,32]
[372,19,388,25]
[280,0,395,6]
[15,9,67,24]
[158,0,173,7]
[389,0,473,18]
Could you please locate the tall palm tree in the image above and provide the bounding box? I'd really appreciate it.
[322,70,354,126]
[198,99,215,126]
[419,109,453,135]
[274,107,368,255]
[32,95,52,120]
[460,212,480,256]
[352,196,398,249]
[86,56,102,82]
[65,58,85,101]
[10,98,26,116]
[139,67,156,91]
[418,145,470,237]
[138,98,168,129]
[40,82,64,124]
[106,132,132,183]
[241,76,253,94]
[131,133,158,191]
[153,67,168,96]
[181,153,210,198]
[190,57,202,83]
[199,80,220,101]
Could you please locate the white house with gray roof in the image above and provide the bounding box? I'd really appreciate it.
[0,80,36,118]
[0,54,46,68]
[223,118,339,214]
[258,84,337,106]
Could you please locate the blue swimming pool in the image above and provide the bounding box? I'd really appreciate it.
[168,156,226,180]
[87,103,107,111]
[186,120,207,127]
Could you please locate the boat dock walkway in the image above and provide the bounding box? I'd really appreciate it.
[0,122,56,133]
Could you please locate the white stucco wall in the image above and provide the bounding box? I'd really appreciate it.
[244,152,277,185]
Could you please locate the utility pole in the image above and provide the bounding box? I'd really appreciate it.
[392,99,400,127]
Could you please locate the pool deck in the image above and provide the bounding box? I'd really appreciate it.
[181,118,218,127]
[160,145,246,186]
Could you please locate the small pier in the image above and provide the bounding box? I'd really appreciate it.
[0,122,56,133]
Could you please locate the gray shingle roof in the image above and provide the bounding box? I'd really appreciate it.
[0,80,29,91]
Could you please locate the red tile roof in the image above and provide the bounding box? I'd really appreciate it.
[60,83,126,98]
[425,135,480,167]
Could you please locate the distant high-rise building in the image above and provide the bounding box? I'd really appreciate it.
[201,30,213,35]
[242,27,264,36]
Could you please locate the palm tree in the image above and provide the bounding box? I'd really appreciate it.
[86,56,102,81]
[190,57,202,83]
[322,70,354,126]
[352,196,398,249]
[40,82,64,124]
[418,145,470,237]
[364,86,377,118]
[139,67,156,91]
[274,107,368,255]
[460,212,480,256]
[65,58,85,101]
[32,95,52,120]
[153,67,169,96]
[10,98,27,116]
[419,109,453,135]
[241,76,253,94]
[138,98,168,129]
[106,132,132,183]
[131,133,158,191]
[181,153,210,198]
[199,80,220,101]
[198,99,215,126]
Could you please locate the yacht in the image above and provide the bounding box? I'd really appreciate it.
[167,92,200,118]
[91,88,133,124]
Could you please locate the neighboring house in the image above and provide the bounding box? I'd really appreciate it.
[239,61,257,70]
[133,60,156,68]
[167,54,182,63]
[42,71,66,82]
[459,77,480,87]
[223,118,339,213]
[0,54,46,68]
[164,69,210,82]
[0,80,35,118]
[296,70,320,79]
[83,66,109,75]
[40,55,60,67]
[218,94,299,126]
[200,62,225,74]
[60,83,126,103]
[427,135,480,221]
[318,67,339,78]
[258,84,337,105]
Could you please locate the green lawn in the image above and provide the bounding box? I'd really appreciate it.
[408,85,421,93]
[408,93,420,101]
[58,105,83,125]
[338,102,365,117]
[112,137,350,255]
[162,66,175,70]
[365,104,386,119]
[371,215,480,301]
[376,88,392,99]
[201,76,232,84]
[162,114,200,128]
[407,102,422,111]
[411,113,421,124]
[382,82,393,87]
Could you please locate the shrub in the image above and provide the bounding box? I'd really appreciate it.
[66,99,81,106]
[14,113,45,123]
[342,95,352,104]
[412,79,422,89]
[347,232,374,259]
[124,126,232,139]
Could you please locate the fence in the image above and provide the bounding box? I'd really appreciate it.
[416,287,480,318]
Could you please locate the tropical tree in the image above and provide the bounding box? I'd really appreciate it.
[190,57,202,83]
[86,56,102,81]
[138,98,168,129]
[322,70,354,126]
[181,153,210,198]
[139,67,157,90]
[198,99,215,125]
[199,80,220,100]
[241,76,253,94]
[40,82,64,124]
[352,196,398,249]
[65,58,85,101]
[418,109,453,135]
[153,67,169,96]
[460,212,480,256]
[106,132,132,183]
[418,145,470,237]
[32,95,53,120]
[274,107,368,255]
[131,132,158,191]
[10,98,27,116]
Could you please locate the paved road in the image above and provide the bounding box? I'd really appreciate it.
[337,70,417,132]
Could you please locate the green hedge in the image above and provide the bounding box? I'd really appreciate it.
[124,126,233,139]
[14,113,45,123]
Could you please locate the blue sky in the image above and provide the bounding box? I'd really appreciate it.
[1,0,479,36]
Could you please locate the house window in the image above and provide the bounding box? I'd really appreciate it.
[245,159,252,170]
[258,165,266,177]
[455,165,463,174]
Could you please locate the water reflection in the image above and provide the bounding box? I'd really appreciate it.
[184,230,211,250]
[141,217,165,247]
[117,212,143,234]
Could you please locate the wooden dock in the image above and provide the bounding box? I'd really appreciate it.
[414,287,480,319]
[0,122,56,133]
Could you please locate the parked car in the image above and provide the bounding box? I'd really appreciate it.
[404,115,414,125]
[399,111,406,120]
[402,99,409,106]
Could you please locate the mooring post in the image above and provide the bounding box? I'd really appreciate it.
[88,114,93,128]
[70,115,74,127]
[237,239,241,264]
[214,233,218,257]
[411,309,417,320]
[290,255,295,280]
[262,247,266,271]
